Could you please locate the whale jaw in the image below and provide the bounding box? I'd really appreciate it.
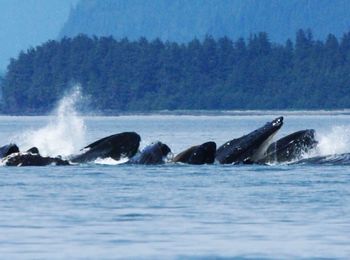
[216,117,284,164]
[259,129,318,164]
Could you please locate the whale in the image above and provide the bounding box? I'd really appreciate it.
[70,132,141,163]
[259,129,318,164]
[3,153,70,166]
[0,144,19,158]
[26,147,40,154]
[216,117,284,164]
[130,141,171,164]
[2,153,70,166]
[173,141,216,164]
[2,147,70,166]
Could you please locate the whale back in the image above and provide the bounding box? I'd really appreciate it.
[189,142,216,164]
[26,147,40,154]
[71,132,141,163]
[130,141,171,165]
[0,144,19,158]
[4,153,70,166]
[173,146,197,163]
[174,142,216,164]
[261,129,317,163]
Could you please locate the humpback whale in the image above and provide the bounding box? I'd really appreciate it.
[0,144,19,158]
[130,141,171,164]
[26,147,40,154]
[3,153,70,166]
[259,129,317,164]
[70,132,141,163]
[216,117,284,164]
[1,117,338,167]
[173,141,216,164]
[2,147,70,166]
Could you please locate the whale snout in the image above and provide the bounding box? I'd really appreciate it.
[272,116,283,127]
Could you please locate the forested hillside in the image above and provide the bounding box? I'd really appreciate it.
[60,0,350,43]
[0,73,3,100]
[2,30,350,114]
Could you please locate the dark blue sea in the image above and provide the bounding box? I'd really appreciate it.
[0,111,350,258]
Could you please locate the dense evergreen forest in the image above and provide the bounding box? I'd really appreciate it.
[0,72,3,100]
[2,30,350,114]
[61,0,350,43]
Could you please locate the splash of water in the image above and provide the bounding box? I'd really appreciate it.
[19,86,86,157]
[94,157,130,165]
[313,125,350,156]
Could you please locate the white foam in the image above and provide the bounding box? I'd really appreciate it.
[94,157,129,165]
[18,85,86,157]
[313,125,350,156]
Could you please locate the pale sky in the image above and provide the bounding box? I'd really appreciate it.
[0,0,79,70]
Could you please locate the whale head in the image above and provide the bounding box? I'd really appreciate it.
[216,116,284,164]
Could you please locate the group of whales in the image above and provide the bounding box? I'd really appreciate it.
[1,116,334,167]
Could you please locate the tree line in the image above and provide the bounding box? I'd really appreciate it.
[2,30,350,114]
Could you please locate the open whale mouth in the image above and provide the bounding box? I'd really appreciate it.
[251,130,279,162]
[216,116,284,164]
[249,116,284,161]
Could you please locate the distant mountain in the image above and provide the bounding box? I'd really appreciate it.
[60,0,350,43]
[0,0,78,70]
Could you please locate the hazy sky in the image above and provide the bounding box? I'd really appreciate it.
[0,0,79,70]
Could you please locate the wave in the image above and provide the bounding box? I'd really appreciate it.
[292,153,350,165]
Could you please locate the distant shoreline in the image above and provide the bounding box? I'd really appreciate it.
[2,109,350,117]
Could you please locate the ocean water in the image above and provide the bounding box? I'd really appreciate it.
[0,113,350,259]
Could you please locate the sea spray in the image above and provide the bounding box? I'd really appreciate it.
[17,86,86,157]
[311,125,350,156]
[94,157,130,165]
